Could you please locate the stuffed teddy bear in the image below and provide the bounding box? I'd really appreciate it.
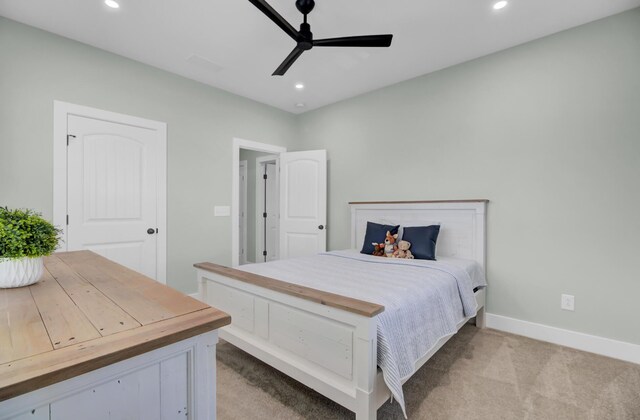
[371,242,385,257]
[383,231,398,258]
[392,240,414,259]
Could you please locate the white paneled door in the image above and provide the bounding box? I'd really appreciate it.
[239,160,247,264]
[264,162,279,262]
[67,115,159,279]
[279,150,327,259]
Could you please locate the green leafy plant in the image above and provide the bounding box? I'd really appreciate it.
[0,207,61,260]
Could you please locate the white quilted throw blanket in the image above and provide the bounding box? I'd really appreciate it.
[239,250,486,417]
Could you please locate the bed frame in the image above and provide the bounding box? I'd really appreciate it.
[196,200,487,419]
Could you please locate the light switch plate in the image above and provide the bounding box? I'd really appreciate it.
[561,294,575,311]
[214,206,231,217]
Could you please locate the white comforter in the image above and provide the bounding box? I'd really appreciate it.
[238,250,487,416]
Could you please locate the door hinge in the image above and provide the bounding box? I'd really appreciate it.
[66,134,76,146]
[263,174,268,180]
[263,250,267,256]
[66,214,69,225]
[263,212,267,218]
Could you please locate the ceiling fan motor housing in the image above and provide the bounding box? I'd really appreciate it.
[295,0,315,15]
[298,22,313,49]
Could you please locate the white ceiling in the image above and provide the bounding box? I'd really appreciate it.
[1,0,639,113]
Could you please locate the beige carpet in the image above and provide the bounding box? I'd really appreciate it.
[216,326,640,419]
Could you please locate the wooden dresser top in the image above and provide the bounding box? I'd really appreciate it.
[0,251,230,402]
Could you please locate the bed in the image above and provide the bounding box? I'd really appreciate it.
[195,200,487,419]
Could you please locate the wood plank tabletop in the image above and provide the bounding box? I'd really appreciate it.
[0,251,231,402]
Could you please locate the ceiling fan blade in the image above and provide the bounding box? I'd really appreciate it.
[272,47,305,76]
[313,34,393,48]
[248,0,299,41]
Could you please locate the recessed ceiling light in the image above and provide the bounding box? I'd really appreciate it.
[295,103,306,108]
[295,83,304,90]
[105,0,120,9]
[493,1,508,10]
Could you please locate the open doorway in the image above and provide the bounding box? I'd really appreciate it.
[238,160,248,264]
[255,155,279,262]
[232,138,328,268]
[232,138,286,267]
[238,149,279,265]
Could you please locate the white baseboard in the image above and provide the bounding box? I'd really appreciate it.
[486,313,640,365]
[189,292,201,301]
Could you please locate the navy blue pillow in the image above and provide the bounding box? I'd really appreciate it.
[402,225,440,260]
[360,222,400,255]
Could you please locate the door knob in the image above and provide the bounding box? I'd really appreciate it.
[147,228,156,235]
[318,225,324,230]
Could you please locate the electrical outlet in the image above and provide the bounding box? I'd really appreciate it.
[561,294,575,311]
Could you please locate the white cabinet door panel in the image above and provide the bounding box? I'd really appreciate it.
[6,406,49,420]
[50,363,161,420]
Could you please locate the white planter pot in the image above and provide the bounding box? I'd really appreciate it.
[0,257,44,288]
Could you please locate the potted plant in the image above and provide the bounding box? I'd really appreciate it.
[0,207,61,288]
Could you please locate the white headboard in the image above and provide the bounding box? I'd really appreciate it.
[350,200,487,269]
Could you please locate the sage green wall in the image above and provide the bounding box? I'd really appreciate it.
[296,9,640,345]
[0,17,297,293]
[2,9,639,345]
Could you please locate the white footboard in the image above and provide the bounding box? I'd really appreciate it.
[197,268,379,420]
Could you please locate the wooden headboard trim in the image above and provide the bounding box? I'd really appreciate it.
[348,199,489,205]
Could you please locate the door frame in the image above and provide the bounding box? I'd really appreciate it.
[53,100,168,284]
[238,160,248,265]
[231,138,286,267]
[255,155,279,263]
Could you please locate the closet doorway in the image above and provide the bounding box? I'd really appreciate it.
[255,155,279,262]
[238,149,279,265]
[234,139,285,267]
[238,160,248,264]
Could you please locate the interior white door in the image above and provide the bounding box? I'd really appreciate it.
[279,150,327,259]
[67,115,158,279]
[239,161,248,264]
[264,162,279,262]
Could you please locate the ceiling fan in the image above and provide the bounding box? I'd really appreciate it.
[249,0,393,76]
